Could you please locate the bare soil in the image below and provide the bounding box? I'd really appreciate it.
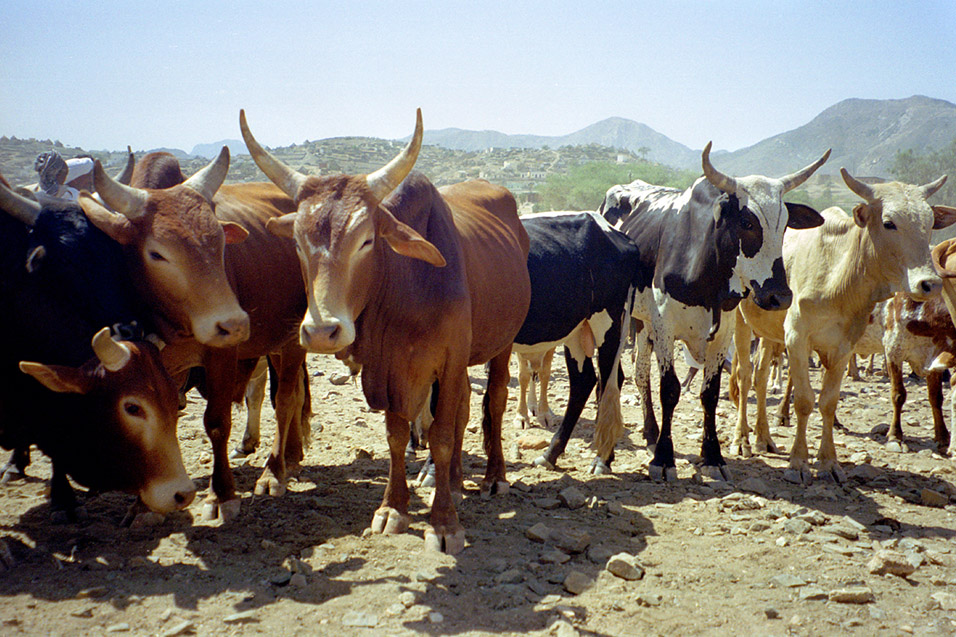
[3,350,956,636]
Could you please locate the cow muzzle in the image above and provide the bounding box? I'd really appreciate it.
[193,310,251,348]
[300,315,355,354]
[906,270,942,301]
[750,279,793,312]
[139,469,196,514]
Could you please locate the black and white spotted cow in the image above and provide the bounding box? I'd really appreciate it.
[599,144,829,481]
[514,211,649,474]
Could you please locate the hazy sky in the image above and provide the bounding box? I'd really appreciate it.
[2,1,954,153]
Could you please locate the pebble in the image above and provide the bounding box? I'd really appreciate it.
[930,592,956,610]
[764,608,780,619]
[635,592,663,607]
[868,549,917,577]
[783,519,812,535]
[105,624,130,633]
[399,591,416,608]
[77,586,108,599]
[429,611,444,623]
[534,497,562,510]
[848,464,881,481]
[342,610,379,627]
[495,569,524,584]
[829,587,875,604]
[606,553,644,581]
[921,488,949,508]
[551,619,580,637]
[563,571,592,595]
[160,621,195,637]
[798,586,828,601]
[517,435,548,450]
[739,477,773,497]
[222,610,258,624]
[820,524,859,540]
[551,529,591,554]
[541,549,571,565]
[770,573,806,588]
[289,573,308,587]
[558,487,587,510]
[526,523,551,543]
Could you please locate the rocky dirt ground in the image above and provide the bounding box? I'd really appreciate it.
[3,349,956,637]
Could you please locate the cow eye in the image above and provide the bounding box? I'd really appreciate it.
[883,220,896,230]
[740,219,753,231]
[123,401,144,418]
[360,238,374,249]
[149,250,167,262]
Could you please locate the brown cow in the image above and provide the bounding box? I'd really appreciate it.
[77,150,309,522]
[241,109,531,554]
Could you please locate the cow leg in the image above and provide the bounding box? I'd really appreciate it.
[847,355,861,381]
[424,370,468,555]
[698,328,732,481]
[535,347,557,428]
[776,374,793,428]
[634,327,659,451]
[200,350,242,522]
[372,411,412,536]
[928,370,950,452]
[887,359,906,448]
[0,446,30,484]
[534,346,597,470]
[255,348,307,496]
[784,335,813,484]
[590,312,627,475]
[481,347,512,497]
[231,357,268,459]
[816,356,848,483]
[280,356,312,472]
[649,357,680,482]
[730,311,753,457]
[514,353,533,429]
[752,342,780,454]
[949,373,956,457]
[49,463,85,523]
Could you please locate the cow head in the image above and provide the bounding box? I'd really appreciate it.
[78,150,251,348]
[240,108,444,354]
[703,143,828,311]
[843,169,956,301]
[19,328,195,514]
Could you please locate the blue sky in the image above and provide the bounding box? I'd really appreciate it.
[2,1,954,153]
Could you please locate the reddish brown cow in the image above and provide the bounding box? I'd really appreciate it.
[241,109,531,554]
[76,151,308,521]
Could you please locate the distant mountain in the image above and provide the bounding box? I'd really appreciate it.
[190,139,249,159]
[716,96,956,178]
[145,147,193,160]
[423,117,700,169]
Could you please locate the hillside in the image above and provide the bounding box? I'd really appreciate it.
[717,96,956,178]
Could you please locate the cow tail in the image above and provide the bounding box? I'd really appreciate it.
[593,309,631,462]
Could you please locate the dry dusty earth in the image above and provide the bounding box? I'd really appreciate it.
[3,350,956,636]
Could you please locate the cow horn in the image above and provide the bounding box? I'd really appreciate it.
[239,109,308,200]
[183,146,230,202]
[366,108,423,202]
[115,146,135,185]
[921,175,948,199]
[94,160,149,219]
[0,177,42,226]
[701,142,737,194]
[840,168,877,204]
[780,149,831,193]
[91,327,132,372]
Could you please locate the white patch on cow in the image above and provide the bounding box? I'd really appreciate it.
[587,309,613,349]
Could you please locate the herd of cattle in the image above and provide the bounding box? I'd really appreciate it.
[2,109,956,556]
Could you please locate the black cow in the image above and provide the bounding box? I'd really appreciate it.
[598,144,828,481]
[0,177,195,520]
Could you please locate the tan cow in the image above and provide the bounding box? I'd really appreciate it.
[242,109,530,554]
[734,170,956,483]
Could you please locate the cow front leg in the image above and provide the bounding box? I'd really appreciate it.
[730,311,753,457]
[753,341,781,454]
[784,337,813,484]
[887,359,906,448]
[816,357,848,483]
[200,351,241,522]
[49,463,85,523]
[535,347,557,428]
[255,349,307,496]
[534,347,597,470]
[649,362,680,482]
[514,353,533,429]
[481,348,511,497]
[372,411,412,536]
[928,371,950,452]
[231,357,267,459]
[699,364,730,481]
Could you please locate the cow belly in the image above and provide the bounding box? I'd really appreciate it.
[632,287,716,364]
[513,310,614,373]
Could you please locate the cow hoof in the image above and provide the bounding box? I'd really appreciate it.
[729,442,751,458]
[0,464,23,485]
[130,511,166,528]
[588,458,612,475]
[783,467,811,485]
[819,464,847,484]
[776,416,791,428]
[649,464,677,482]
[371,507,410,535]
[700,465,730,482]
[416,469,436,488]
[229,446,253,460]
[533,455,556,470]
[538,411,557,429]
[755,439,779,455]
[424,527,466,555]
[885,440,904,453]
[254,475,286,497]
[480,480,509,500]
[329,372,352,386]
[202,497,241,523]
[0,539,16,572]
[645,443,657,455]
[513,415,530,430]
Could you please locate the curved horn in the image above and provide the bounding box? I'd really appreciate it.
[780,148,831,193]
[921,175,948,199]
[0,177,42,226]
[840,168,877,204]
[701,141,737,194]
[239,109,308,199]
[366,108,423,202]
[92,327,132,372]
[183,146,230,202]
[115,146,135,185]
[94,160,149,219]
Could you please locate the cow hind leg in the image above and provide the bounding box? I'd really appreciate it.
[231,357,268,459]
[928,371,950,452]
[535,347,557,428]
[887,360,906,449]
[423,372,468,555]
[513,353,533,429]
[480,347,512,497]
[649,363,680,482]
[634,328,659,451]
[753,341,781,454]
[590,313,626,475]
[255,349,307,497]
[0,446,30,484]
[200,352,242,523]
[49,463,86,524]
[534,347,597,470]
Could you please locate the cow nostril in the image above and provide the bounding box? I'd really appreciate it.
[921,280,935,294]
[327,325,341,342]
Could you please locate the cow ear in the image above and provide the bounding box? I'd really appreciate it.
[79,193,136,245]
[265,213,297,239]
[712,193,730,224]
[932,205,956,230]
[25,245,47,273]
[852,203,870,228]
[19,361,92,394]
[376,206,447,267]
[221,220,249,244]
[785,202,825,229]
